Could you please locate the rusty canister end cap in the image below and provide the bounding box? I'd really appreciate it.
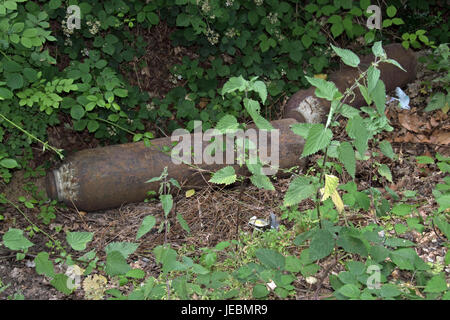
[45,170,58,201]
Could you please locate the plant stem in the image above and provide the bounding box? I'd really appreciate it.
[0,113,64,159]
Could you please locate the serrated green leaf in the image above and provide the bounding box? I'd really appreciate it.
[251,80,267,104]
[209,166,236,185]
[66,231,93,251]
[338,142,356,179]
[50,274,73,295]
[338,284,360,298]
[222,76,246,95]
[106,251,131,276]
[330,44,360,67]
[160,194,173,217]
[283,176,316,207]
[255,248,285,269]
[379,140,395,159]
[302,124,332,157]
[372,80,386,114]
[34,252,55,278]
[176,213,190,234]
[310,229,335,261]
[105,242,139,259]
[2,228,34,251]
[136,215,156,240]
[378,164,392,182]
[380,283,401,298]
[253,284,269,298]
[372,41,385,57]
[250,174,275,191]
[305,76,341,101]
[424,274,447,293]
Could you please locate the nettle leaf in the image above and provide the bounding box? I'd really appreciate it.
[338,141,356,179]
[380,284,401,298]
[136,215,156,240]
[379,140,395,159]
[305,76,341,101]
[290,123,316,138]
[367,66,380,93]
[378,164,393,182]
[309,229,335,261]
[176,213,190,234]
[384,59,406,72]
[66,231,93,251]
[209,166,236,186]
[106,251,131,276]
[284,255,302,273]
[424,274,447,293]
[283,176,316,207]
[433,216,450,239]
[346,115,369,157]
[250,174,275,191]
[216,115,239,133]
[255,248,285,270]
[244,98,274,130]
[337,227,368,257]
[222,76,246,95]
[390,248,429,271]
[34,252,55,278]
[253,284,269,298]
[330,44,360,67]
[160,194,173,217]
[371,80,386,114]
[372,41,385,58]
[2,228,34,251]
[424,92,446,112]
[50,274,73,295]
[250,80,267,104]
[302,124,333,157]
[338,284,360,299]
[105,242,139,259]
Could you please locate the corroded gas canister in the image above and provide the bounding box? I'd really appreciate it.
[284,43,418,123]
[45,118,306,211]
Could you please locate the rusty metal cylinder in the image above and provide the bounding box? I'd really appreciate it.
[284,43,418,123]
[45,118,305,211]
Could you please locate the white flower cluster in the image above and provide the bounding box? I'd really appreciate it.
[81,48,89,56]
[106,126,117,136]
[267,12,278,24]
[254,0,263,6]
[225,28,237,38]
[274,29,285,41]
[86,20,101,35]
[61,11,75,38]
[225,0,234,7]
[206,28,219,45]
[146,102,156,111]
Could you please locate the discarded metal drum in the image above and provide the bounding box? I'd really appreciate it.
[284,43,418,123]
[45,118,306,211]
